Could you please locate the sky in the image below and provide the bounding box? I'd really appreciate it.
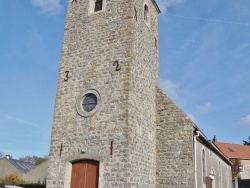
[0,0,249,159]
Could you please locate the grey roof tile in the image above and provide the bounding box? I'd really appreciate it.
[8,158,35,174]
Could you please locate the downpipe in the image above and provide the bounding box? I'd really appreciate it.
[194,131,200,188]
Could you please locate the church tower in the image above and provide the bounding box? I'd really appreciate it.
[47,0,160,187]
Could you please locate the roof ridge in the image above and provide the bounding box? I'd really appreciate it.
[216,142,249,146]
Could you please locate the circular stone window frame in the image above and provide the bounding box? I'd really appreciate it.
[76,89,101,117]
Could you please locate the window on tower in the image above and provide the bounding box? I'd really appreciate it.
[143,3,150,28]
[88,0,106,15]
[82,93,97,112]
[76,89,101,117]
[144,4,149,22]
[94,0,103,12]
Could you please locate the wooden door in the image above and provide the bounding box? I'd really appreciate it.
[206,176,213,188]
[70,160,99,188]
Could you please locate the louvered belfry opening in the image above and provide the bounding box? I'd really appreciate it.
[94,0,103,12]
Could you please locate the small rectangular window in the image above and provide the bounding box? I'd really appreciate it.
[95,0,103,12]
[239,165,244,172]
[88,0,106,15]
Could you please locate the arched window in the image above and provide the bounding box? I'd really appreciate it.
[144,4,149,22]
[226,167,229,188]
[94,0,103,12]
[219,161,222,188]
[202,149,207,185]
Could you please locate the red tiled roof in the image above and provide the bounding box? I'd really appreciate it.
[214,142,250,159]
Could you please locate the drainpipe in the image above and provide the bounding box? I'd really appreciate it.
[194,131,200,188]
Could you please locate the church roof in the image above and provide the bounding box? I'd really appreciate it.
[214,142,250,160]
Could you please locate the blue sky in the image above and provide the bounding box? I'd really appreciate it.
[0,0,249,159]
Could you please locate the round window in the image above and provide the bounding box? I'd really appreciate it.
[82,93,97,112]
[76,90,101,117]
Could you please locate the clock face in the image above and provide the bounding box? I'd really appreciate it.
[76,89,101,117]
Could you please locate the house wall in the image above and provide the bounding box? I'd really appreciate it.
[0,158,23,179]
[156,87,194,188]
[24,160,48,184]
[239,159,250,179]
[196,140,233,188]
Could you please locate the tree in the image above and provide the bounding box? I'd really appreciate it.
[0,174,25,185]
[19,155,48,166]
[34,155,49,166]
[243,136,250,145]
[230,158,242,179]
[19,155,35,164]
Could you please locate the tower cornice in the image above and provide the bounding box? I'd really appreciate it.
[151,0,161,13]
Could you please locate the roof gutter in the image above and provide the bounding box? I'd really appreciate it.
[196,130,232,166]
[194,131,200,188]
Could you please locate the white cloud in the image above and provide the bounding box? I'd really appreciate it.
[31,0,63,15]
[155,0,186,14]
[197,102,212,114]
[240,114,250,126]
[159,79,179,98]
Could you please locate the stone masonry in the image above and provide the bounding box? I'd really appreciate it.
[156,87,194,188]
[47,0,160,188]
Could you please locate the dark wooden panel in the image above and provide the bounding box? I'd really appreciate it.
[206,176,213,188]
[70,160,99,188]
[70,161,86,188]
[86,161,99,188]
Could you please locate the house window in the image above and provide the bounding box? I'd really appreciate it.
[94,0,103,12]
[239,165,244,172]
[202,149,207,185]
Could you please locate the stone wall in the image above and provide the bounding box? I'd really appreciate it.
[127,0,159,187]
[156,87,194,188]
[47,0,160,187]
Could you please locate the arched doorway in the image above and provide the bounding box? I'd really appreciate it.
[70,160,99,188]
[207,169,215,188]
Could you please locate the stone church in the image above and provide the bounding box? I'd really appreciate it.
[47,0,232,188]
